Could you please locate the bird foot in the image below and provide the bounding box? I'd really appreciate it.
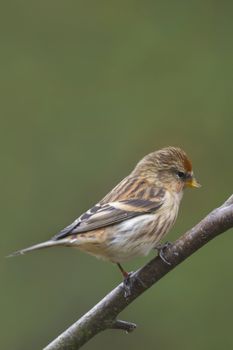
[122,272,146,298]
[155,241,173,265]
[123,272,134,298]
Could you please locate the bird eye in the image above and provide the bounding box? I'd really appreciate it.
[177,171,185,179]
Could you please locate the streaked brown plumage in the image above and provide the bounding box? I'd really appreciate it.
[9,147,200,284]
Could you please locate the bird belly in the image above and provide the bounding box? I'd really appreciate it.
[101,213,172,263]
[72,215,156,262]
[72,195,179,263]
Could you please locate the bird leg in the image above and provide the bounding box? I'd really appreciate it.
[155,241,173,265]
[117,263,130,279]
[117,263,134,298]
[117,264,149,297]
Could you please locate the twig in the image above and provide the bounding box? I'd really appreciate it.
[44,195,233,350]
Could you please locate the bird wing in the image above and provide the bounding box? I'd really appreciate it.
[52,188,165,240]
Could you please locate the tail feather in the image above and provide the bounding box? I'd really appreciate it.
[7,239,68,257]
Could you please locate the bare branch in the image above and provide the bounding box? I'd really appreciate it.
[44,195,233,350]
[110,320,137,332]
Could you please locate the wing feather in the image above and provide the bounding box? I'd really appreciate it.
[52,187,165,240]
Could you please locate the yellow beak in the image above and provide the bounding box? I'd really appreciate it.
[185,177,201,188]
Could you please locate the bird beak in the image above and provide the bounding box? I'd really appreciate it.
[185,176,201,188]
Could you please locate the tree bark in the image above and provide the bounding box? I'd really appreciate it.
[44,195,233,350]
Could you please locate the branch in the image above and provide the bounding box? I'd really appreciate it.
[44,195,233,350]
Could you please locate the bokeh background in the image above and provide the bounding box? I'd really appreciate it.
[1,1,233,349]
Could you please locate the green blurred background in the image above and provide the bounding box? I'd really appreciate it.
[1,1,233,349]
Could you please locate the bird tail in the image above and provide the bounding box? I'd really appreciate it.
[7,239,68,257]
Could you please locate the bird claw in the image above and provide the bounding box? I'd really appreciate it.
[122,272,146,298]
[155,241,173,265]
[123,272,134,298]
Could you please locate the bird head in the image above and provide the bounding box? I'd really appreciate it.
[133,147,201,193]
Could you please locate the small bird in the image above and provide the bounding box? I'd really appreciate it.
[9,147,200,294]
